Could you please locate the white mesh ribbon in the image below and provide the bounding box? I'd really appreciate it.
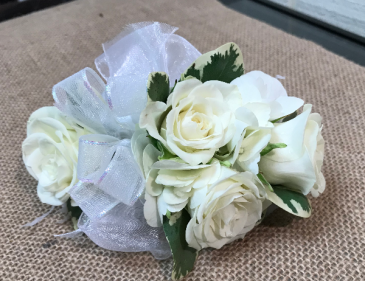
[77,201,171,260]
[71,136,144,218]
[52,68,133,139]
[51,22,201,259]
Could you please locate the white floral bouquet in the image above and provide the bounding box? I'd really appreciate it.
[22,22,325,280]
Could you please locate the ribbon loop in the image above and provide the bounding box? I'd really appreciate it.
[71,135,145,219]
[95,22,178,80]
[97,143,144,204]
[52,68,132,139]
[77,134,120,181]
[95,22,201,120]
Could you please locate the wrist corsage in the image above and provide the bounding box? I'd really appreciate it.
[22,22,325,280]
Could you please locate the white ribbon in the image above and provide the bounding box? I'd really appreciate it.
[71,136,144,219]
[51,22,201,259]
[22,206,55,227]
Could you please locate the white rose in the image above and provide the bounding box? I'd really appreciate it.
[22,107,91,205]
[231,71,304,121]
[143,159,222,227]
[259,104,325,196]
[140,78,243,166]
[186,168,265,250]
[229,71,304,174]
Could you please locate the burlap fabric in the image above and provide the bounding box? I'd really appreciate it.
[1,0,364,280]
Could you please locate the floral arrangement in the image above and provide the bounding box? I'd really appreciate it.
[22,22,325,280]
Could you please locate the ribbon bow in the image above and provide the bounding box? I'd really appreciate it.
[50,22,201,259]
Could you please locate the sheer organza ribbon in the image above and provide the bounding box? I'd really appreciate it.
[51,22,201,259]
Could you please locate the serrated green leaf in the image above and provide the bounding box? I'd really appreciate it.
[265,185,312,218]
[181,43,244,83]
[163,209,198,281]
[147,72,170,102]
[260,143,287,156]
[201,44,244,83]
[157,141,176,160]
[182,63,201,81]
[257,173,273,192]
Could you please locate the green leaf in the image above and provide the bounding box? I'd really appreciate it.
[183,63,201,81]
[163,209,198,281]
[181,43,244,83]
[170,79,178,94]
[214,144,235,163]
[220,160,231,167]
[147,133,159,150]
[147,72,170,102]
[157,105,172,130]
[71,217,79,230]
[257,173,273,192]
[157,141,176,160]
[215,144,230,158]
[271,111,298,123]
[270,117,282,124]
[283,111,298,122]
[260,143,287,156]
[265,185,312,218]
[66,199,82,230]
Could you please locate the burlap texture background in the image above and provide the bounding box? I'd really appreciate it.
[0,0,364,280]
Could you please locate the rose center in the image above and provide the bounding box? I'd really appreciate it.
[179,110,213,140]
[41,153,59,181]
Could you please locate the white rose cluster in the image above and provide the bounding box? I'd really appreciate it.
[22,107,91,206]
[139,70,325,251]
